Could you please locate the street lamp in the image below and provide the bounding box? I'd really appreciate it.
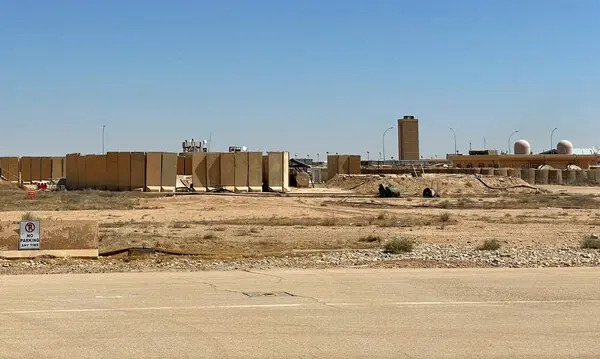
[382,126,394,163]
[508,130,519,154]
[102,124,106,154]
[367,151,370,161]
[450,128,457,154]
[551,128,558,152]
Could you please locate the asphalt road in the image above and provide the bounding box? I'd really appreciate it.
[1,268,599,358]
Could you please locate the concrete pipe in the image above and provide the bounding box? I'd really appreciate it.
[548,169,563,185]
[576,170,588,185]
[521,168,536,185]
[507,168,521,179]
[481,168,494,176]
[493,168,508,177]
[535,169,549,185]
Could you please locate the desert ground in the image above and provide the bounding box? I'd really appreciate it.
[1,174,599,273]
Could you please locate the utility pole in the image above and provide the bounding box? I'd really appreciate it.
[102,125,106,154]
[551,128,558,152]
[508,130,519,154]
[382,126,394,163]
[450,128,457,154]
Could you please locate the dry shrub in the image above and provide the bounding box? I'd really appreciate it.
[383,238,414,254]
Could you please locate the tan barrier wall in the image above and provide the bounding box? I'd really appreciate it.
[327,155,361,180]
[21,157,32,183]
[106,152,119,191]
[327,155,338,181]
[161,152,177,192]
[77,156,87,189]
[51,157,63,179]
[177,156,185,175]
[234,152,249,192]
[220,153,235,191]
[206,153,221,190]
[117,152,131,191]
[41,157,51,180]
[130,152,146,191]
[66,154,79,189]
[145,152,162,192]
[0,157,19,182]
[192,152,207,191]
[184,156,193,175]
[248,152,263,192]
[31,157,41,182]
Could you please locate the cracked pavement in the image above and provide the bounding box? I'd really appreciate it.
[1,268,600,358]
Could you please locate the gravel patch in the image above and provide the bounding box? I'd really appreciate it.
[0,243,599,275]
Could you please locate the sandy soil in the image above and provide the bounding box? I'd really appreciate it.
[1,186,599,260]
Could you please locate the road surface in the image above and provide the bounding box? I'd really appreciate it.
[1,268,599,358]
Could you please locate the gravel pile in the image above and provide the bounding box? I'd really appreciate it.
[0,243,599,275]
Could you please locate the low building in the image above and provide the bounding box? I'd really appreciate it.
[447,154,600,170]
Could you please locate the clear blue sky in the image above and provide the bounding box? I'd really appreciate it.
[2,1,599,158]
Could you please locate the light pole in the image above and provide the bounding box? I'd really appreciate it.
[450,128,457,154]
[367,151,370,161]
[551,128,558,152]
[102,124,106,154]
[382,126,394,163]
[508,130,519,154]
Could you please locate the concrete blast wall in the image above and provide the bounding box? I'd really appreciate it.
[327,155,361,180]
[161,152,177,192]
[264,152,289,192]
[192,152,207,192]
[106,152,119,191]
[521,168,536,185]
[145,152,162,192]
[534,169,549,185]
[117,152,131,191]
[248,152,263,192]
[0,157,19,182]
[41,157,52,181]
[51,157,64,179]
[220,153,235,192]
[549,169,562,185]
[21,157,31,183]
[66,154,79,190]
[31,157,41,182]
[493,168,508,177]
[206,153,221,190]
[234,152,249,192]
[130,152,146,191]
[192,152,264,192]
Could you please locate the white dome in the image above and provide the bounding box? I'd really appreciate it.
[557,140,573,155]
[514,140,531,155]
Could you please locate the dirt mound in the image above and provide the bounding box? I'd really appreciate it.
[326,174,535,196]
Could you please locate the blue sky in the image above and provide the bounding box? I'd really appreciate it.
[1,1,599,158]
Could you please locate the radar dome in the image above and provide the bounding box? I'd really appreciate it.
[557,140,573,155]
[514,140,531,155]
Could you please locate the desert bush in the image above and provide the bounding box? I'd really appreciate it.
[383,238,414,254]
[438,200,450,209]
[203,233,218,240]
[359,235,381,243]
[21,212,38,221]
[581,236,600,249]
[440,212,451,223]
[477,239,501,251]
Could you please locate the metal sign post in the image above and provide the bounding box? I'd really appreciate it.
[19,220,40,250]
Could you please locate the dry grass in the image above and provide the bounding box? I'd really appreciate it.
[0,187,143,211]
[581,236,600,249]
[477,239,501,251]
[359,234,381,243]
[383,238,414,254]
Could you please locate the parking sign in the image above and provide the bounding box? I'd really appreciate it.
[19,220,40,250]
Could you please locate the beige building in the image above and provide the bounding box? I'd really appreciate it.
[398,116,419,160]
[448,154,600,170]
